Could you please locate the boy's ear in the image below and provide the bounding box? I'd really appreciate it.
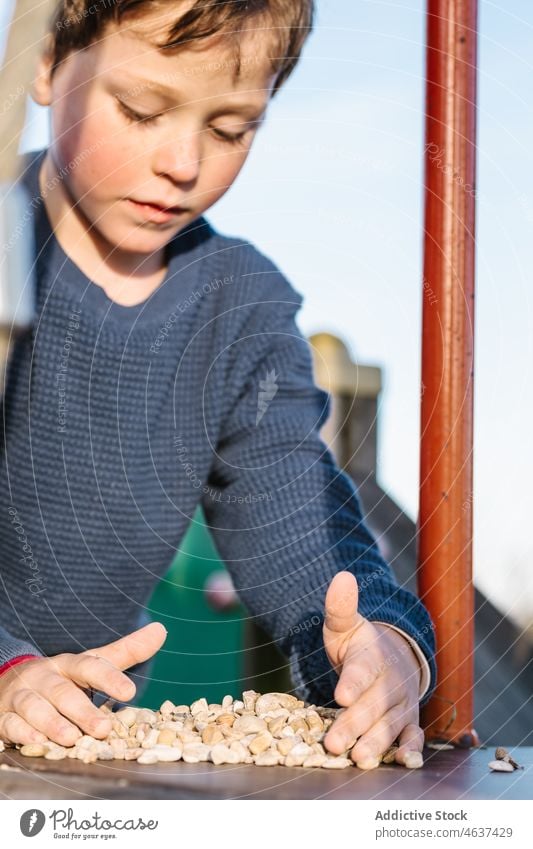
[30,32,55,107]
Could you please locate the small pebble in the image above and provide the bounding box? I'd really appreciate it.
[248,731,272,755]
[302,753,327,768]
[202,725,224,746]
[322,757,353,769]
[115,707,137,727]
[136,709,157,726]
[190,698,209,716]
[284,752,306,767]
[495,747,522,769]
[44,746,68,761]
[254,750,281,766]
[210,744,240,765]
[229,741,250,762]
[97,747,115,761]
[233,715,267,735]
[141,728,159,749]
[124,748,143,760]
[157,729,177,747]
[153,745,181,762]
[182,743,210,763]
[291,742,314,759]
[137,750,158,765]
[381,745,399,764]
[277,736,302,756]
[488,760,514,773]
[20,744,48,757]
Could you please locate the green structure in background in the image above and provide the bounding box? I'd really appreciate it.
[139,507,246,709]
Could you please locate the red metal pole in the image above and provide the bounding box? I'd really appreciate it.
[418,0,479,746]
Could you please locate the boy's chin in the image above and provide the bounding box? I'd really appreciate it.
[97,218,182,255]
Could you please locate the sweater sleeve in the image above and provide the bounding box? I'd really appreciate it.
[201,267,437,709]
[0,626,43,668]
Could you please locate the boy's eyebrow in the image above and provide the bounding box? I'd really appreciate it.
[113,73,268,118]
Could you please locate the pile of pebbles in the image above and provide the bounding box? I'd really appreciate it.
[488,747,523,773]
[6,691,423,769]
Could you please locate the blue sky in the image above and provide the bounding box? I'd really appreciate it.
[2,1,532,628]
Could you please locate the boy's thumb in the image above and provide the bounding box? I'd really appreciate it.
[87,622,167,671]
[323,571,361,636]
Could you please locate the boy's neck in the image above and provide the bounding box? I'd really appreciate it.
[38,151,168,306]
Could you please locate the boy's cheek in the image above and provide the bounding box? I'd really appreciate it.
[199,149,253,208]
[49,88,126,183]
[52,127,130,208]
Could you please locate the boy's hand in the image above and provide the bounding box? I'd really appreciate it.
[322,571,423,769]
[0,622,167,748]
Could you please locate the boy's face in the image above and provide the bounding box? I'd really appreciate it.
[32,11,276,265]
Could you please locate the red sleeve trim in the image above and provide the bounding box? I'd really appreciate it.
[0,655,39,677]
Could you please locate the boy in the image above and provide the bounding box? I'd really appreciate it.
[0,0,436,770]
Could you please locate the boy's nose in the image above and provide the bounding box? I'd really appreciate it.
[152,136,201,184]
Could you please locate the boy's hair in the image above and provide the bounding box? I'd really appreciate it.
[48,0,315,95]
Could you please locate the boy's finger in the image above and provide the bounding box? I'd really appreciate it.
[0,711,48,747]
[324,675,399,754]
[333,653,378,707]
[348,704,415,769]
[84,622,167,672]
[395,723,424,767]
[44,671,116,738]
[60,653,137,703]
[11,688,82,748]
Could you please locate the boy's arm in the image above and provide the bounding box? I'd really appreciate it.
[201,275,436,711]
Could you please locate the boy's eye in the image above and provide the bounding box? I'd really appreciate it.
[116,99,161,126]
[211,126,252,146]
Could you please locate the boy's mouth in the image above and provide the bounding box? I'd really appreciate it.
[127,198,187,223]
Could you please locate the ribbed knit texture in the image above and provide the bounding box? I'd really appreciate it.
[0,148,436,707]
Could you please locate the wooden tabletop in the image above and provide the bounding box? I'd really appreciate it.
[1,746,532,800]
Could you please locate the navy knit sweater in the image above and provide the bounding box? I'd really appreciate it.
[0,148,436,706]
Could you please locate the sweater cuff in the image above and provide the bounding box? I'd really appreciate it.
[371,621,431,701]
[0,654,40,678]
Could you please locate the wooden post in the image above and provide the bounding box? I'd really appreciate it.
[0,0,57,182]
[0,1,55,378]
[418,0,479,746]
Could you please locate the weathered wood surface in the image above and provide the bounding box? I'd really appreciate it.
[0,747,532,800]
[0,0,57,182]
